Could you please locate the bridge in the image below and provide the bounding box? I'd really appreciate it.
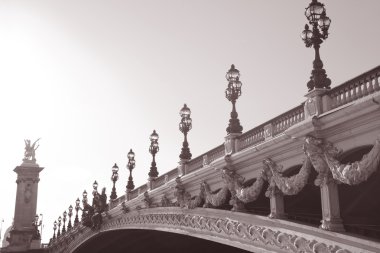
[39,65,380,253]
[1,0,380,251]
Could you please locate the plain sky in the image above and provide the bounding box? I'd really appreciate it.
[0,0,379,243]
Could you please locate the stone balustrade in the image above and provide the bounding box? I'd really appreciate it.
[327,65,380,109]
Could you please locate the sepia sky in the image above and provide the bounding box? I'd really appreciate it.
[0,0,379,243]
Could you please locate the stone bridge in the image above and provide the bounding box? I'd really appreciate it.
[46,66,380,253]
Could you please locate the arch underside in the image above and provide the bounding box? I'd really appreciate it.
[54,207,377,253]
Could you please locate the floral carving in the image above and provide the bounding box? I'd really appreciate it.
[232,170,265,204]
[303,136,333,186]
[98,212,352,253]
[160,195,173,207]
[142,191,154,208]
[202,182,229,208]
[304,135,380,185]
[263,157,312,195]
[173,177,205,209]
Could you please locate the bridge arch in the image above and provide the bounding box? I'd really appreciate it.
[50,207,378,253]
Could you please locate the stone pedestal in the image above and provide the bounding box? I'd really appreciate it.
[177,159,189,177]
[304,88,329,119]
[147,177,155,191]
[4,161,43,252]
[224,133,240,155]
[319,180,345,232]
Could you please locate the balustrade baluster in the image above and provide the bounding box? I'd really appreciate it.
[345,87,352,103]
[336,91,341,107]
[331,93,337,109]
[374,74,380,91]
[340,90,346,105]
[360,80,368,96]
[356,82,363,98]
[367,77,374,94]
[351,84,357,102]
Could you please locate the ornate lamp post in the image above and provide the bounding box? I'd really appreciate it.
[57,216,62,237]
[110,163,119,200]
[225,64,243,134]
[81,190,88,220]
[148,130,159,178]
[67,205,73,231]
[33,214,43,239]
[301,0,331,91]
[74,198,80,226]
[126,149,135,191]
[179,104,192,160]
[62,211,67,234]
[92,180,98,196]
[53,220,57,240]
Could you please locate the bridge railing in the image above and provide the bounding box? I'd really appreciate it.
[327,65,380,109]
[238,104,305,151]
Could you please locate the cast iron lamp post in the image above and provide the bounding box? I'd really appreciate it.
[81,190,87,220]
[148,130,159,178]
[179,104,192,160]
[74,198,80,226]
[126,149,135,191]
[34,214,42,239]
[67,205,73,230]
[53,220,57,240]
[92,180,98,196]
[57,216,61,237]
[225,64,243,134]
[62,211,67,234]
[110,163,119,200]
[301,0,331,91]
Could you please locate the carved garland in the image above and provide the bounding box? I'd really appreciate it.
[264,158,312,196]
[304,135,380,186]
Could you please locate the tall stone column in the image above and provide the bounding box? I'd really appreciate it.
[4,139,43,252]
[6,162,43,252]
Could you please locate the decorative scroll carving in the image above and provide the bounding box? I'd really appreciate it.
[232,170,265,204]
[173,177,205,209]
[160,195,173,207]
[202,182,229,208]
[142,191,154,208]
[121,202,130,213]
[325,135,380,185]
[304,135,380,185]
[264,158,312,195]
[303,136,335,186]
[174,177,191,208]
